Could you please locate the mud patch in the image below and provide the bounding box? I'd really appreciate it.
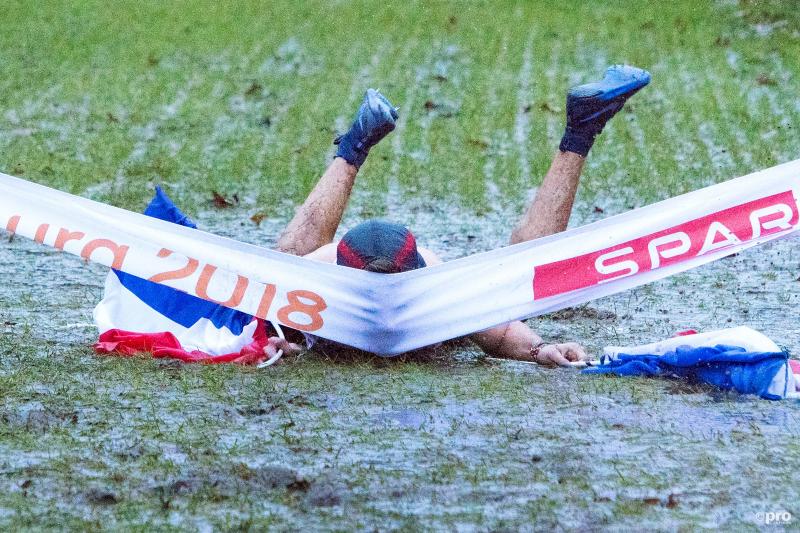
[158,464,306,501]
[305,477,346,507]
[548,306,618,321]
[84,487,120,506]
[2,405,78,435]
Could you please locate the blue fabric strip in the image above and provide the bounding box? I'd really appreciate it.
[584,344,788,400]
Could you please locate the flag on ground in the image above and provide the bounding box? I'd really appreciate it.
[586,327,798,400]
[93,187,271,364]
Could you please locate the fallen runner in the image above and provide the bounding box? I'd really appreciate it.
[94,65,651,366]
[3,89,797,357]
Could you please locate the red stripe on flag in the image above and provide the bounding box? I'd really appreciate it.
[93,319,271,365]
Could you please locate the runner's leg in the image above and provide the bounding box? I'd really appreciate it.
[475,150,588,361]
[509,65,650,244]
[277,89,398,255]
[509,151,585,244]
[276,157,358,255]
[478,66,650,362]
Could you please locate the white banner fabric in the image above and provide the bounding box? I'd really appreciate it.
[0,159,798,355]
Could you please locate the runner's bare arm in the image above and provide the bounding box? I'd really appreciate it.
[472,322,588,366]
[419,250,588,365]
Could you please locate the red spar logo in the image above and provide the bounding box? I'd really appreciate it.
[533,191,799,299]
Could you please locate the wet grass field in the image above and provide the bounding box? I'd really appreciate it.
[1,0,800,530]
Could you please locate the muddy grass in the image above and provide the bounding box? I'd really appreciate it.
[1,198,799,530]
[1,0,800,529]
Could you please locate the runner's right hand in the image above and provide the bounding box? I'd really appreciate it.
[534,342,588,367]
[264,336,304,360]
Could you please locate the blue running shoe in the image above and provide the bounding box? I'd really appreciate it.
[560,65,651,156]
[335,88,399,168]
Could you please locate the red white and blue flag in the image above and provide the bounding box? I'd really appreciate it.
[588,327,800,400]
[92,188,271,364]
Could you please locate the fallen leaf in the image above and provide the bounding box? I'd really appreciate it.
[593,206,604,213]
[86,488,119,505]
[757,74,777,86]
[288,478,311,492]
[642,497,660,505]
[212,191,235,208]
[666,493,680,508]
[250,212,267,226]
[467,138,489,149]
[424,100,438,111]
[539,101,560,114]
[245,82,263,97]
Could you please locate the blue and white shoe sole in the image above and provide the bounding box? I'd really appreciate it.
[571,66,651,101]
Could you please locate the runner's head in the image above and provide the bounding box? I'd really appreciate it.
[337,220,426,274]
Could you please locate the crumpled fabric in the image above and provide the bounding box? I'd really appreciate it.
[94,327,269,365]
[583,344,789,400]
